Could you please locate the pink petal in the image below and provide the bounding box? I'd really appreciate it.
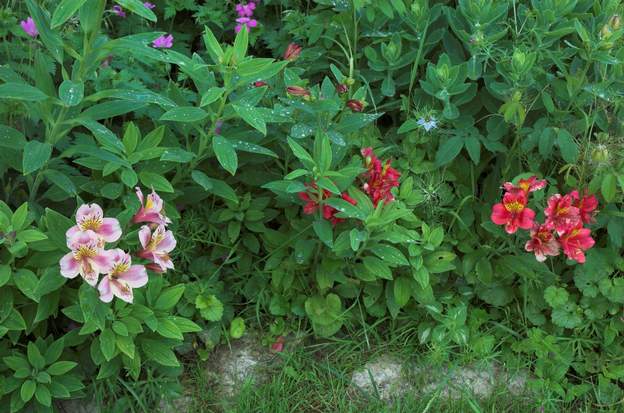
[100,218,122,242]
[65,225,80,246]
[76,203,103,223]
[98,277,113,303]
[158,230,177,252]
[91,251,113,273]
[110,279,134,303]
[135,187,145,206]
[120,265,148,288]
[138,225,151,249]
[60,253,80,278]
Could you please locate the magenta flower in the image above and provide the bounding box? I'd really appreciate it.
[235,2,256,17]
[138,225,176,272]
[235,17,258,33]
[98,249,148,303]
[20,17,38,38]
[132,187,171,225]
[144,2,156,9]
[66,203,122,244]
[60,232,113,286]
[152,34,173,49]
[112,5,126,17]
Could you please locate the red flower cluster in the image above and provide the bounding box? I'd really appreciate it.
[491,176,598,263]
[298,183,357,226]
[361,147,401,206]
[297,148,401,225]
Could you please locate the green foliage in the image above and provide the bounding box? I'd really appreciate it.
[1,0,623,409]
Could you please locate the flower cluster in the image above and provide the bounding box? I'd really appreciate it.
[153,34,173,49]
[235,1,260,33]
[59,188,176,303]
[298,183,357,226]
[297,148,400,225]
[361,147,401,206]
[491,176,598,263]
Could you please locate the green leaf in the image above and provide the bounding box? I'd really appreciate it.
[287,137,315,167]
[168,316,202,333]
[232,105,267,135]
[4,356,30,371]
[601,174,617,202]
[325,198,365,220]
[15,269,40,303]
[203,26,224,63]
[232,23,248,63]
[191,172,238,203]
[44,169,77,195]
[116,335,135,359]
[544,286,569,308]
[362,256,392,280]
[21,380,36,403]
[557,129,578,163]
[58,80,84,106]
[11,202,29,230]
[0,265,10,288]
[99,329,116,361]
[35,384,51,407]
[27,342,46,370]
[230,317,245,339]
[154,285,185,311]
[0,83,48,101]
[195,294,224,321]
[26,0,64,63]
[139,171,174,193]
[16,229,47,243]
[212,136,238,175]
[435,136,463,166]
[393,276,412,308]
[200,87,224,107]
[114,0,157,21]
[370,244,409,266]
[47,361,77,375]
[313,219,333,248]
[156,318,183,340]
[159,107,208,123]
[141,339,179,367]
[51,0,88,28]
[22,141,52,175]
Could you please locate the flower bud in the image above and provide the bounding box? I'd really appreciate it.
[591,144,610,164]
[253,81,267,87]
[286,86,311,98]
[336,83,348,94]
[347,99,365,112]
[345,77,355,86]
[283,43,302,61]
[609,15,621,30]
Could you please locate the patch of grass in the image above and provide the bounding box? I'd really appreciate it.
[179,323,600,413]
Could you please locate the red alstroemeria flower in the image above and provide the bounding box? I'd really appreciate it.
[503,176,547,195]
[570,190,598,224]
[298,184,357,226]
[544,193,581,235]
[283,43,302,61]
[360,147,400,206]
[525,223,560,262]
[491,191,535,234]
[558,223,595,264]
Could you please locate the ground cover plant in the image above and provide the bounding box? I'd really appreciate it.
[0,0,623,411]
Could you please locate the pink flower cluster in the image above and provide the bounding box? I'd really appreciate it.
[491,176,598,263]
[235,1,259,33]
[20,17,38,38]
[59,188,176,303]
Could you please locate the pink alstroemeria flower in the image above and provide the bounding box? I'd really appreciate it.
[138,225,176,272]
[66,203,122,244]
[144,2,156,9]
[60,232,113,286]
[98,249,148,303]
[112,5,126,17]
[153,34,173,49]
[20,17,38,38]
[132,187,171,225]
[544,193,581,235]
[524,223,560,262]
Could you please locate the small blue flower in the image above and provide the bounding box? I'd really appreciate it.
[417,116,438,132]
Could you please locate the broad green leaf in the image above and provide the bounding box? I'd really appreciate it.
[393,276,412,307]
[15,269,40,302]
[203,26,224,63]
[26,0,64,62]
[195,294,224,321]
[27,342,46,369]
[0,265,10,288]
[51,0,88,28]
[22,141,52,175]
[139,171,174,193]
[156,318,183,340]
[212,136,238,175]
[230,317,245,339]
[21,380,36,403]
[0,83,48,101]
[232,105,267,135]
[47,361,77,375]
[370,244,409,266]
[200,87,224,107]
[435,136,463,166]
[59,80,84,106]
[35,384,52,407]
[141,339,180,367]
[313,219,333,247]
[154,285,185,311]
[160,107,208,123]
[114,0,157,21]
[601,174,617,202]
[362,256,392,280]
[557,129,578,163]
[99,329,116,361]
[232,24,248,63]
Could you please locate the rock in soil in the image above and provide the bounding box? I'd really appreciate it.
[55,398,99,413]
[350,356,409,402]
